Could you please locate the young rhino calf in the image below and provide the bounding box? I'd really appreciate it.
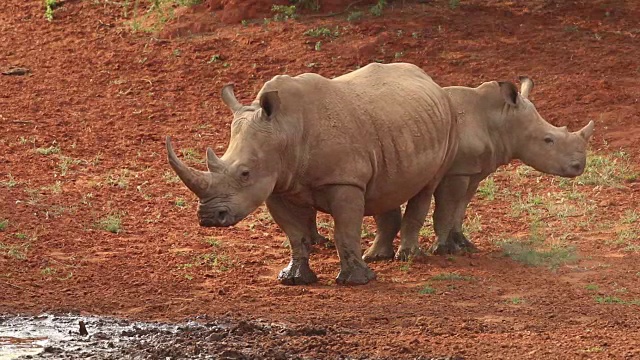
[363,77,594,261]
[166,63,458,285]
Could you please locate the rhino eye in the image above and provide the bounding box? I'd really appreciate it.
[544,136,554,145]
[240,169,250,179]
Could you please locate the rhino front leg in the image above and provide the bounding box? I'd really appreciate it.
[395,185,436,261]
[450,177,482,252]
[322,185,376,285]
[266,195,318,286]
[362,207,402,262]
[431,175,480,255]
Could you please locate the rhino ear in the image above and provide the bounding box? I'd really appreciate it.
[498,81,519,106]
[259,91,281,118]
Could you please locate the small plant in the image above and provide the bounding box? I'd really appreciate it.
[394,51,404,59]
[241,19,248,27]
[594,295,625,304]
[0,219,8,231]
[506,297,524,305]
[369,0,386,16]
[347,11,363,22]
[585,284,599,291]
[58,155,83,176]
[431,272,474,281]
[207,54,221,63]
[306,26,339,38]
[43,181,63,194]
[44,0,57,21]
[107,169,131,188]
[98,213,123,234]
[462,213,482,235]
[35,145,61,155]
[272,5,296,21]
[477,177,496,200]
[175,198,187,208]
[419,284,436,295]
[203,237,220,247]
[0,242,29,261]
[0,174,18,188]
[41,267,57,276]
[449,0,460,10]
[314,41,322,51]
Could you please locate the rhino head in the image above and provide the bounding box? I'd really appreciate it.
[166,84,283,227]
[499,77,594,177]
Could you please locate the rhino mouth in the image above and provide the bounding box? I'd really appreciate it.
[561,160,585,178]
[198,207,240,228]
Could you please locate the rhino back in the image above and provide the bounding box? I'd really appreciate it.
[260,63,457,215]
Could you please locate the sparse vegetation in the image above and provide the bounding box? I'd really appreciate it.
[347,11,363,22]
[506,297,524,305]
[304,27,339,38]
[272,5,297,21]
[0,219,8,231]
[44,0,57,21]
[499,239,578,269]
[578,151,638,187]
[35,145,60,155]
[0,242,29,261]
[369,0,386,17]
[477,177,496,200]
[97,213,123,234]
[419,284,436,295]
[175,198,187,208]
[585,284,599,291]
[449,0,460,10]
[207,54,221,63]
[0,174,18,188]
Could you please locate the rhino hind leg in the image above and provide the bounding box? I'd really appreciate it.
[362,207,402,263]
[266,195,319,285]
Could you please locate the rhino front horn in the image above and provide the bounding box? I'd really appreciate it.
[165,136,211,198]
[578,120,595,141]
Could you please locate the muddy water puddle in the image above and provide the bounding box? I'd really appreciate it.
[0,314,462,359]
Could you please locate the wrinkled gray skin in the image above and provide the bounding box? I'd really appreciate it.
[363,77,595,260]
[166,63,458,285]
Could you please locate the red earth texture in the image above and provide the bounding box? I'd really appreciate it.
[1,0,639,358]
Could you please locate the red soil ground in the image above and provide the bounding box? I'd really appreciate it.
[1,0,639,358]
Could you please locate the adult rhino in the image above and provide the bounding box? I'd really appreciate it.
[166,63,458,285]
[363,76,595,260]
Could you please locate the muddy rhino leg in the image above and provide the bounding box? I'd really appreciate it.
[395,185,436,261]
[266,195,318,285]
[362,207,402,263]
[321,185,375,285]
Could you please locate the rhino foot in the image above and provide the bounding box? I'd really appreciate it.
[452,232,478,253]
[362,244,395,263]
[395,246,427,261]
[428,240,461,255]
[336,263,376,285]
[278,258,318,286]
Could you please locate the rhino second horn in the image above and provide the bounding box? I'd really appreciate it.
[221,84,242,113]
[577,120,595,141]
[165,136,211,198]
[518,76,534,99]
[206,147,224,172]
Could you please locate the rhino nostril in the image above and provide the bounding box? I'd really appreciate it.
[570,162,582,173]
[216,210,228,222]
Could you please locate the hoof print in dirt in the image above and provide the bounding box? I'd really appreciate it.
[335,264,376,285]
[278,259,318,285]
